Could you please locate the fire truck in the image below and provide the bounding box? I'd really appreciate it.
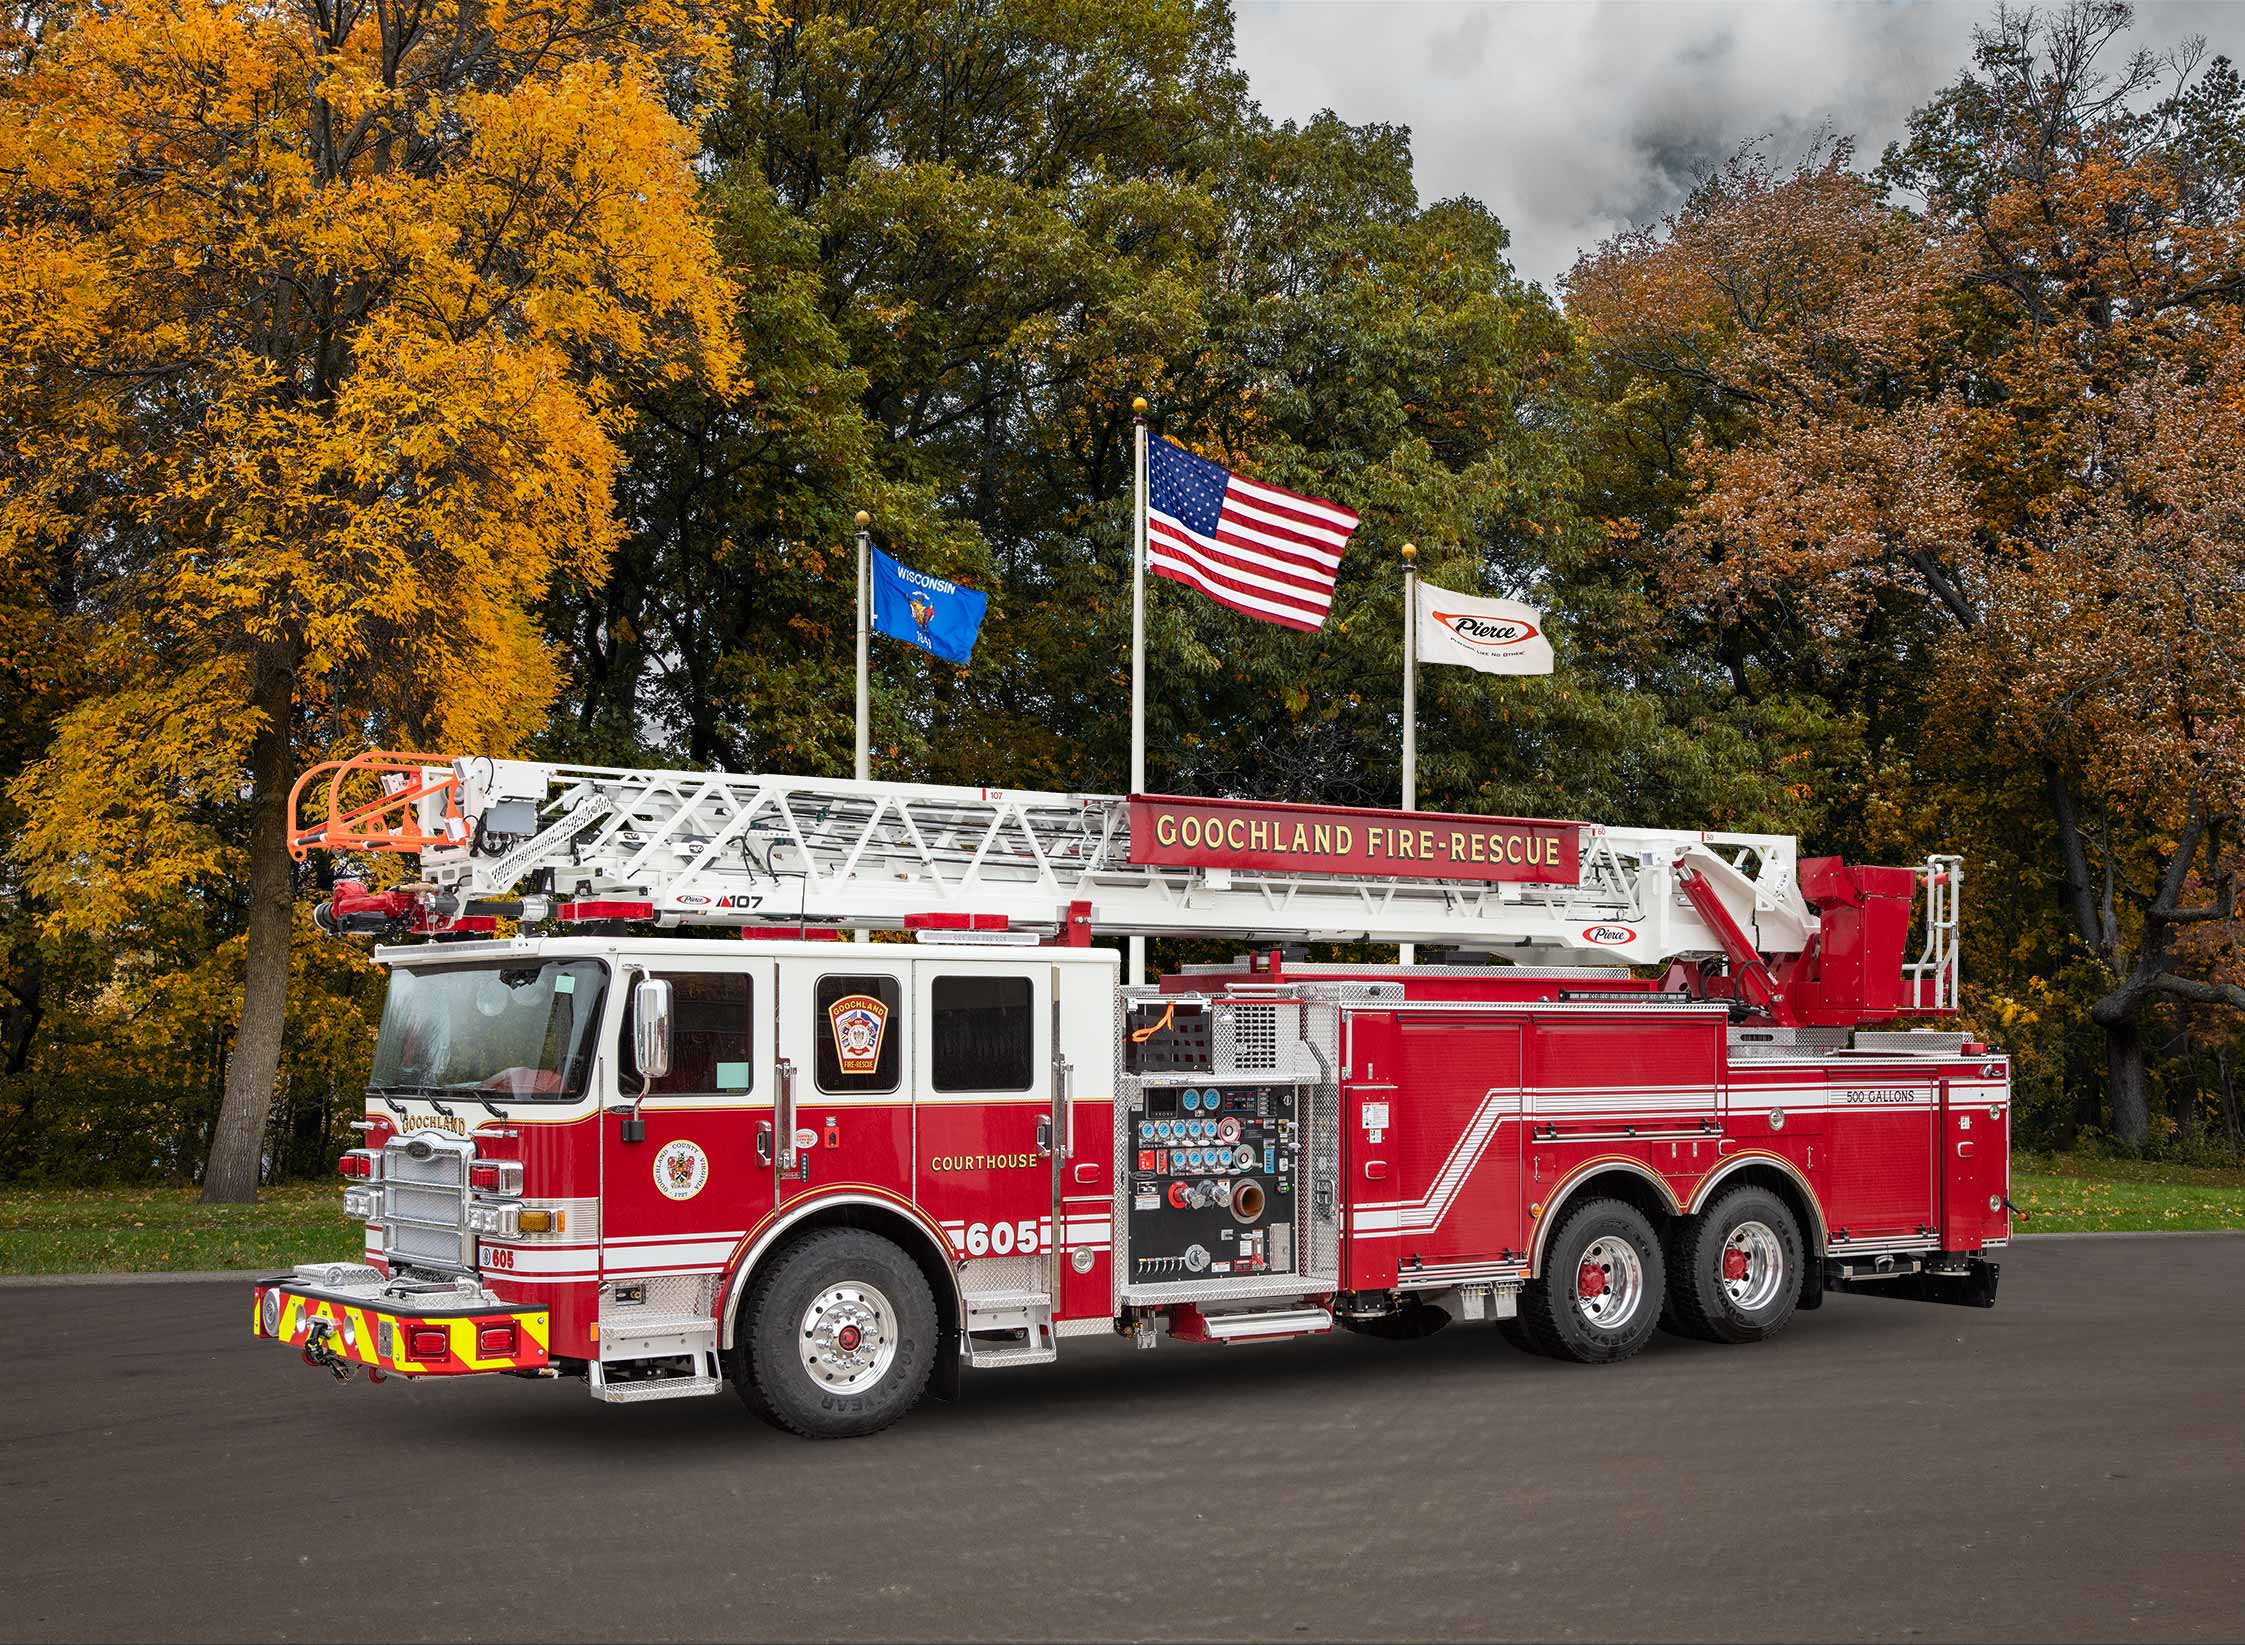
[252,753,2009,1439]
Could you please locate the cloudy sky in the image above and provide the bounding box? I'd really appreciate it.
[1234,0,2245,292]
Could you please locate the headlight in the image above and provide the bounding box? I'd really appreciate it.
[466,1203,520,1238]
[341,1187,378,1221]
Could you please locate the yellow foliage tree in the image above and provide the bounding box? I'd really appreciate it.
[0,0,757,1198]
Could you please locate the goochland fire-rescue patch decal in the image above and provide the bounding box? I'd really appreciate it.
[827,993,890,1076]
[653,1139,710,1201]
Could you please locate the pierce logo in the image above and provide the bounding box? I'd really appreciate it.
[673,893,712,906]
[1582,924,1637,946]
[1434,611,1541,650]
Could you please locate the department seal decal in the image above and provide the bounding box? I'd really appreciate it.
[653,1139,709,1201]
[827,992,890,1076]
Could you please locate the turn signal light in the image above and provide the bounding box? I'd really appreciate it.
[469,1163,499,1189]
[477,1323,519,1357]
[337,1151,373,1179]
[407,1326,449,1358]
[513,1208,564,1234]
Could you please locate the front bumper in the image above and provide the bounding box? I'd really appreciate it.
[252,1263,549,1377]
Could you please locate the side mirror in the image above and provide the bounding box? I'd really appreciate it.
[632,978,674,1083]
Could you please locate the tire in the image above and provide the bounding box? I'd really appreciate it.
[1656,1216,1700,1338]
[1666,1185,1803,1344]
[732,1228,937,1439]
[1513,1197,1666,1364]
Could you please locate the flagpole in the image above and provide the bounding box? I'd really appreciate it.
[1399,542,1417,967]
[1129,397,1149,988]
[855,510,871,782]
[855,510,871,944]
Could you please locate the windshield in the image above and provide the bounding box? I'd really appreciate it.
[371,959,609,1103]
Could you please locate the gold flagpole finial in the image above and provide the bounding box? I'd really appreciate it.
[1132,396,1148,416]
[1400,541,1416,562]
[855,510,870,529]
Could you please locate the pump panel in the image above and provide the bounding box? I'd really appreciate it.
[1124,1083,1301,1284]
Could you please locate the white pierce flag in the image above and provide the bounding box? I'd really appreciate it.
[1414,580,1553,675]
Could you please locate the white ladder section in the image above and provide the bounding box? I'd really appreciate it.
[360,757,1820,963]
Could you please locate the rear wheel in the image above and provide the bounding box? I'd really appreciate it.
[1513,1198,1666,1364]
[733,1228,937,1439]
[1665,1186,1803,1344]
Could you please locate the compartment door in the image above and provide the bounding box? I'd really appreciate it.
[1939,1077,2010,1250]
[1823,1074,1938,1242]
[1346,1015,1523,1287]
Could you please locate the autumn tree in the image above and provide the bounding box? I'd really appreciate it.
[1570,2,2245,1144]
[0,0,753,1198]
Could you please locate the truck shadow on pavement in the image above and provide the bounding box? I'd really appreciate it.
[394,1300,1912,1458]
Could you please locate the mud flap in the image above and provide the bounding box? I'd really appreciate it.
[926,1328,962,1405]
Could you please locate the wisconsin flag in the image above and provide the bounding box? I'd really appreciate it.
[870,545,988,666]
[1415,581,1554,675]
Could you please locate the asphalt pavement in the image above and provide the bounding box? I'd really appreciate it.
[2,1234,2240,1643]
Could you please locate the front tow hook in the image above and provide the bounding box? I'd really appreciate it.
[301,1317,356,1383]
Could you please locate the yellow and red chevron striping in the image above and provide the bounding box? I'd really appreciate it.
[253,1285,550,1377]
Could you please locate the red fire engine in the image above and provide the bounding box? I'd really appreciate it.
[252,754,2008,1438]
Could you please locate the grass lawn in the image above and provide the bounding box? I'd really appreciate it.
[0,1182,360,1276]
[3,1154,2241,1275]
[2011,1152,2245,1234]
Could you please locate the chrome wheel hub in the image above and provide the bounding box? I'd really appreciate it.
[798,1281,897,1394]
[1721,1219,1785,1312]
[1574,1235,1645,1328]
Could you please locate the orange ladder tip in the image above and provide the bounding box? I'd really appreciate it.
[287,751,466,861]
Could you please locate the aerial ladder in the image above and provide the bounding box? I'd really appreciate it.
[289,752,1961,1028]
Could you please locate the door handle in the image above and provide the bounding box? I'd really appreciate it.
[775,1059,797,1171]
[756,1122,773,1166]
[1034,1115,1055,1159]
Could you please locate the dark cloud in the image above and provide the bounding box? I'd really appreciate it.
[1235,0,2245,289]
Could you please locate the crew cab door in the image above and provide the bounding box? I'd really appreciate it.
[774,951,918,1220]
[909,956,1058,1280]
[601,956,777,1289]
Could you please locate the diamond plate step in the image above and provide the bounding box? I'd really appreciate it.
[962,1337,1058,1368]
[588,1343,725,1402]
[601,1312,716,1341]
[590,1373,725,1403]
[962,1290,1051,1330]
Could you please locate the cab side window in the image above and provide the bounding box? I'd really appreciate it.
[619,971,755,1096]
[931,975,1035,1092]
[814,974,902,1094]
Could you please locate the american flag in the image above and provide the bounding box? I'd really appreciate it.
[1147,436,1359,632]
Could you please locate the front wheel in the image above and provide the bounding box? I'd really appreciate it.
[1513,1198,1666,1364]
[1665,1186,1803,1344]
[733,1228,937,1439]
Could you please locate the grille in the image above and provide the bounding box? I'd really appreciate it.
[379,1135,475,1271]
[1220,1004,1280,1072]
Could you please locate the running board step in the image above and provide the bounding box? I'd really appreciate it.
[1174,1304,1334,1343]
[589,1344,725,1402]
[961,1290,1056,1369]
[590,1371,725,1403]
